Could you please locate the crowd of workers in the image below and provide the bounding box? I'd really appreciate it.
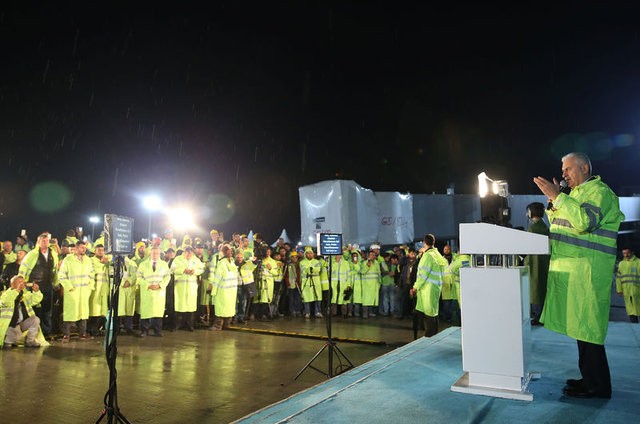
[0,227,473,347]
[2,152,638,404]
[0,219,638,350]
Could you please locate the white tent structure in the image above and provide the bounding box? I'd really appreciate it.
[271,229,292,247]
[298,180,414,246]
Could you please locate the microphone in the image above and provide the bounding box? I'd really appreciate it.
[547,180,568,210]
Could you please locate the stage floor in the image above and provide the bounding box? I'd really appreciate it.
[238,323,640,424]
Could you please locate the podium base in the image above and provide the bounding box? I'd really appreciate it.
[451,371,536,401]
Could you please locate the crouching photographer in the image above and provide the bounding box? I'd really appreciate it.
[1,276,46,348]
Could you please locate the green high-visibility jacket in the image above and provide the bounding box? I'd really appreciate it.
[380,260,395,287]
[241,247,254,261]
[330,257,353,305]
[541,176,624,345]
[132,249,147,265]
[91,236,105,253]
[319,257,329,290]
[231,260,256,285]
[207,252,223,280]
[274,260,284,282]
[0,288,45,348]
[137,259,170,319]
[14,244,31,253]
[119,257,138,317]
[2,251,16,271]
[441,257,456,301]
[299,257,322,303]
[18,248,59,286]
[359,259,381,307]
[414,247,447,317]
[160,238,173,253]
[171,255,204,312]
[64,236,78,247]
[616,255,640,317]
[90,256,112,317]
[350,258,363,303]
[451,254,470,304]
[197,255,211,307]
[58,254,96,321]
[254,257,279,304]
[211,257,239,317]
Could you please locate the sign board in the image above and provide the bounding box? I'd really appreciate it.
[104,214,134,255]
[317,233,343,256]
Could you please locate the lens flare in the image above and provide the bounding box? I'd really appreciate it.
[30,181,73,212]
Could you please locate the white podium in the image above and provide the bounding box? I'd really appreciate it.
[450,223,549,401]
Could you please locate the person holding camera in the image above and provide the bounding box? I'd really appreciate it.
[251,243,279,321]
[18,232,59,338]
[330,252,353,318]
[233,250,257,324]
[350,251,363,317]
[1,275,46,348]
[210,245,239,330]
[299,247,323,319]
[88,244,111,336]
[14,234,31,254]
[359,249,382,319]
[284,251,302,316]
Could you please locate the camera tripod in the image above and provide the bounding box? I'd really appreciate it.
[295,255,353,379]
[96,255,130,424]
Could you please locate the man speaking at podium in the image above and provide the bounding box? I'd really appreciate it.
[534,152,624,399]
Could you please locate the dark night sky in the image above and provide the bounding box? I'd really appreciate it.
[1,2,640,242]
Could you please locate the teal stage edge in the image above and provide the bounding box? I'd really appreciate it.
[236,323,640,423]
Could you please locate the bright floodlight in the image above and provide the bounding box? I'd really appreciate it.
[142,194,162,211]
[478,172,509,198]
[169,207,194,231]
[478,172,491,198]
[89,216,100,224]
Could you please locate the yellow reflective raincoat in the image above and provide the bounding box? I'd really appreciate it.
[541,176,624,345]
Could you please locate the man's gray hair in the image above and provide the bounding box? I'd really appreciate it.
[10,275,24,284]
[562,152,592,175]
[37,232,51,241]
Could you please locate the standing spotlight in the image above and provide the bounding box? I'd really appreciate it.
[142,194,163,239]
[89,215,100,241]
[168,207,195,232]
[477,172,511,226]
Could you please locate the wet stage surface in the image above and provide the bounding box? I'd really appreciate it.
[1,316,423,423]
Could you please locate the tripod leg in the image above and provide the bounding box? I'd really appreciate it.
[331,343,355,371]
[294,343,329,380]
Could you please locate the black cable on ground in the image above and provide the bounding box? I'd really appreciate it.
[226,325,404,347]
